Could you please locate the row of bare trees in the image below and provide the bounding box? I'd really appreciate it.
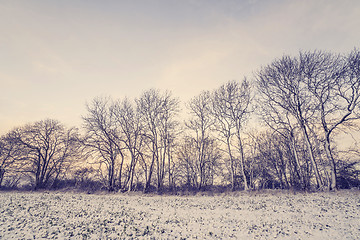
[1,49,359,191]
[256,49,360,190]
[179,79,252,191]
[81,90,180,192]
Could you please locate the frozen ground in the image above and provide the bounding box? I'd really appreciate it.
[0,190,359,239]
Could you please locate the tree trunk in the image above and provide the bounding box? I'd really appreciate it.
[167,140,173,191]
[226,137,236,191]
[289,133,305,189]
[324,135,337,190]
[144,152,155,193]
[127,152,136,192]
[300,123,323,189]
[35,153,42,190]
[237,134,249,190]
[118,152,124,190]
[108,160,115,191]
[0,168,5,187]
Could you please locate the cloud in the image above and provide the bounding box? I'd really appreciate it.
[243,0,360,52]
[1,0,360,133]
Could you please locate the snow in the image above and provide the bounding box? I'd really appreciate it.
[0,190,359,239]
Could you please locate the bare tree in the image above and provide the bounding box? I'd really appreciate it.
[112,98,144,191]
[158,91,180,191]
[183,91,220,190]
[9,119,80,189]
[255,92,308,189]
[211,79,252,190]
[250,131,294,189]
[256,55,324,189]
[82,97,124,191]
[177,135,220,190]
[136,89,179,193]
[302,49,360,190]
[136,89,161,193]
[0,134,27,187]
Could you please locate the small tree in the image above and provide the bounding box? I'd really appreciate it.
[0,135,26,188]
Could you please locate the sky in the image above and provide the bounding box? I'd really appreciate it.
[1,0,360,134]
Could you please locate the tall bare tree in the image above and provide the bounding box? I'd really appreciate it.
[82,97,124,191]
[211,79,252,190]
[255,89,308,189]
[136,89,179,193]
[112,98,144,191]
[302,49,360,190]
[256,55,324,189]
[183,91,220,190]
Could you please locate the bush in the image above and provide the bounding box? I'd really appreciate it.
[337,161,360,189]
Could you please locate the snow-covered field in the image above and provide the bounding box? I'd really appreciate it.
[0,190,359,239]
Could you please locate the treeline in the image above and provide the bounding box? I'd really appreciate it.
[1,49,360,192]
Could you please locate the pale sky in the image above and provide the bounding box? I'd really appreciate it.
[1,0,360,134]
